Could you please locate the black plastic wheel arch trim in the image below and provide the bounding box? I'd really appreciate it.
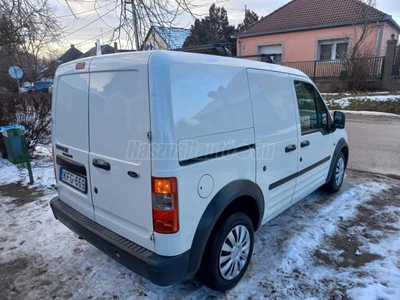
[186,180,264,277]
[50,197,190,286]
[325,138,349,183]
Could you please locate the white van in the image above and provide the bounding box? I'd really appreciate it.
[50,50,348,291]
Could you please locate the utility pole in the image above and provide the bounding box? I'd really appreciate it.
[128,0,140,50]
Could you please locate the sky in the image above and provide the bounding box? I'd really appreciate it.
[50,0,400,53]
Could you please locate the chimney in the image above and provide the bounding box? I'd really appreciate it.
[114,42,118,52]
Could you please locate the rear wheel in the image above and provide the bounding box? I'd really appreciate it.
[325,152,346,193]
[198,213,254,291]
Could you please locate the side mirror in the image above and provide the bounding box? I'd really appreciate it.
[334,111,345,129]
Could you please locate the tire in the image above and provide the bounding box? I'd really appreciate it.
[325,151,346,193]
[198,213,254,291]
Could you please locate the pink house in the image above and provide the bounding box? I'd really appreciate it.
[235,0,400,63]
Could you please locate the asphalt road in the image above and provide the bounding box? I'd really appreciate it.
[345,113,400,177]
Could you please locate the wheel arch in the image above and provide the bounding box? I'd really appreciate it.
[326,137,349,183]
[186,179,264,277]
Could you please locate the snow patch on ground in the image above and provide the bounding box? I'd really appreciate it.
[230,182,397,299]
[342,110,400,117]
[32,144,52,158]
[323,93,400,109]
[0,157,55,190]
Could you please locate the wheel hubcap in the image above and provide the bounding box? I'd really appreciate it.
[219,225,250,280]
[335,157,345,186]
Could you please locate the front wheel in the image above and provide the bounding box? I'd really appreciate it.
[198,213,254,291]
[325,152,346,193]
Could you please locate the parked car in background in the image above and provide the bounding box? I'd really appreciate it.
[19,81,53,93]
[33,81,53,93]
[19,82,33,93]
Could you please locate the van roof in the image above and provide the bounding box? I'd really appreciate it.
[56,50,308,78]
[149,51,308,77]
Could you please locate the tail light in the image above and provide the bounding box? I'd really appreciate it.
[152,177,179,234]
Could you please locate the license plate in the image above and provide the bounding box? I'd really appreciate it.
[60,168,87,193]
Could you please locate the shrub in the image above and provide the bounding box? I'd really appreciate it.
[0,93,51,158]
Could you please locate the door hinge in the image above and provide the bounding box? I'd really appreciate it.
[147,130,152,142]
[149,232,155,241]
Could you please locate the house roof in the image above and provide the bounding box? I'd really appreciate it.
[235,0,400,38]
[148,26,190,50]
[80,44,116,57]
[57,45,83,64]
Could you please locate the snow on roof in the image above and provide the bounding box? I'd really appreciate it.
[153,26,190,50]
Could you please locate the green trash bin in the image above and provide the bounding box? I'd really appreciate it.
[0,125,34,183]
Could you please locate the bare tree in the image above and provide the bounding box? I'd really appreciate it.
[0,0,62,85]
[63,0,226,50]
[341,0,382,90]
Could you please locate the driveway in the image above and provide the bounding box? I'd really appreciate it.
[345,113,400,176]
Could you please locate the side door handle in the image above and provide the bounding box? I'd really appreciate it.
[301,140,310,148]
[92,159,111,171]
[285,144,297,153]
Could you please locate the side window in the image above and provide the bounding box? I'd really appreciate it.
[294,81,330,135]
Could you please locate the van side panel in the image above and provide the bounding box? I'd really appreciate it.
[169,65,254,141]
[148,52,256,256]
[247,69,299,221]
[53,72,94,220]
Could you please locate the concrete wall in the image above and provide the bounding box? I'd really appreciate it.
[377,23,400,56]
[382,38,400,91]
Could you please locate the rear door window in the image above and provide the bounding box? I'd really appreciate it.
[55,74,90,149]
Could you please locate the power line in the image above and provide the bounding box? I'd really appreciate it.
[63,3,121,37]
[72,27,117,48]
[58,2,117,18]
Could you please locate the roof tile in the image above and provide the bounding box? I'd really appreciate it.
[239,0,392,37]
[153,26,190,49]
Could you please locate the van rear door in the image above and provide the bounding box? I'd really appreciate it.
[88,57,153,250]
[53,62,94,220]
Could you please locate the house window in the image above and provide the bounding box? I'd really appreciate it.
[318,39,349,61]
[335,43,348,59]
[320,44,333,61]
[259,44,283,63]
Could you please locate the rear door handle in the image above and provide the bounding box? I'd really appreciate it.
[301,140,310,148]
[92,159,111,171]
[285,144,297,153]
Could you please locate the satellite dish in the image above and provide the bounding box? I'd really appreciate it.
[8,66,23,79]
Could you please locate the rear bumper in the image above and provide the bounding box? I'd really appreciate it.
[50,197,190,286]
